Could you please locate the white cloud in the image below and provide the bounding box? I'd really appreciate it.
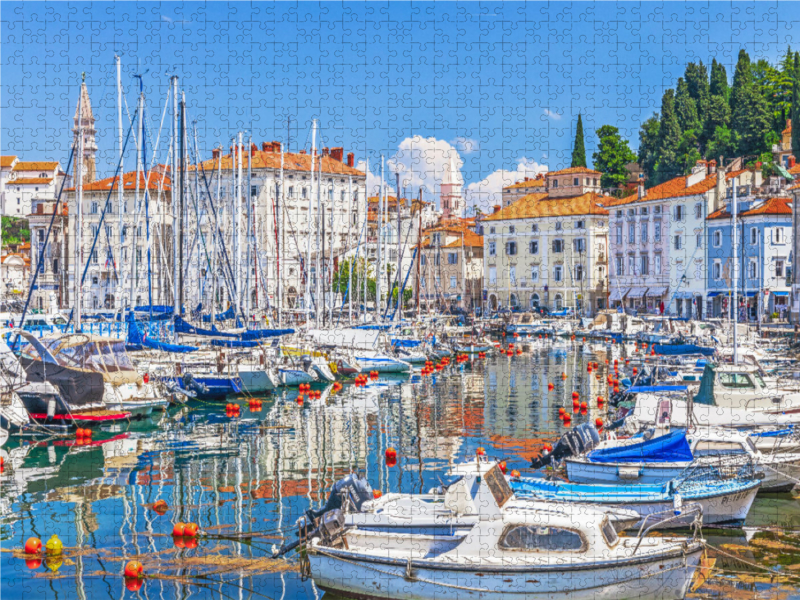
[384,136,463,203]
[543,109,561,121]
[450,136,480,154]
[355,159,394,198]
[464,158,548,213]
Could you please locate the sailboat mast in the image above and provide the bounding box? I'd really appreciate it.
[732,175,739,365]
[212,148,221,327]
[363,158,369,323]
[179,94,186,315]
[278,139,285,326]
[116,56,124,314]
[247,134,253,315]
[74,75,85,331]
[348,175,353,324]
[130,77,143,316]
[171,75,180,320]
[307,120,316,325]
[376,156,383,321]
[236,131,244,315]
[396,172,401,320]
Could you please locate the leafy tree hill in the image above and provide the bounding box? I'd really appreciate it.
[633,48,800,187]
[1,216,30,248]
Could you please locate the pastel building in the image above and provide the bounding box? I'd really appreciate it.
[706,196,792,320]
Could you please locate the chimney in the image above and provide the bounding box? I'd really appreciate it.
[637,180,644,200]
[347,152,354,167]
[790,155,797,169]
[715,156,726,212]
[708,159,716,175]
[250,143,257,156]
[272,141,281,153]
[330,147,344,162]
[212,148,221,159]
[262,142,271,152]
[322,147,330,157]
[300,149,307,155]
[492,204,501,214]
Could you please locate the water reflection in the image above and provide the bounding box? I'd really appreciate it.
[2,343,799,599]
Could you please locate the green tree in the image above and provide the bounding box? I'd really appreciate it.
[729,49,752,119]
[703,94,731,150]
[571,113,587,168]
[637,114,660,184]
[709,58,729,100]
[706,125,735,163]
[793,54,800,155]
[677,129,702,174]
[655,89,682,183]
[729,49,771,156]
[1,216,30,247]
[333,258,378,302]
[675,78,700,132]
[592,125,636,189]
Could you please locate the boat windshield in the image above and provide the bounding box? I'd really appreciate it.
[52,340,135,372]
[600,517,619,547]
[499,525,585,552]
[753,372,766,388]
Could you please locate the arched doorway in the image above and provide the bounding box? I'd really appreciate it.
[509,293,519,309]
[287,287,298,309]
[104,293,115,309]
[530,293,540,309]
[554,294,563,310]
[489,294,497,311]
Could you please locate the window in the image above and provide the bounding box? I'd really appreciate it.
[509,225,515,234]
[531,224,538,233]
[640,254,649,275]
[615,225,622,245]
[555,222,562,231]
[674,205,684,221]
[573,177,579,186]
[654,224,661,242]
[674,235,682,251]
[713,260,721,280]
[529,240,539,254]
[251,185,258,197]
[421,254,426,265]
[489,226,496,234]
[575,265,584,281]
[640,223,648,243]
[696,233,703,249]
[288,186,295,198]
[447,252,457,265]
[90,201,98,214]
[654,206,661,215]
[573,238,586,253]
[616,210,623,218]
[628,223,635,244]
[499,525,584,552]
[434,254,440,266]
[776,260,785,278]
[450,275,457,289]
[694,203,702,219]
[719,373,755,389]
[713,230,722,247]
[302,187,308,199]
[553,265,563,282]
[554,293,563,310]
[575,220,585,229]
[510,266,516,285]
[489,242,496,256]
[750,227,758,245]
[52,259,58,273]
[640,207,648,217]
[506,241,518,255]
[627,208,635,217]
[489,266,497,285]
[654,254,661,275]
[91,250,98,264]
[615,256,624,276]
[774,227,785,244]
[552,239,563,253]
[628,254,635,275]
[530,266,539,281]
[552,179,558,188]
[748,259,757,279]
[37,229,44,242]
[341,190,346,202]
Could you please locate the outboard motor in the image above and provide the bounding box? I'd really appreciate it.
[301,355,313,373]
[182,373,209,396]
[530,423,600,469]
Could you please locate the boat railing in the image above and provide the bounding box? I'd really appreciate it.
[632,503,703,555]
[676,460,760,487]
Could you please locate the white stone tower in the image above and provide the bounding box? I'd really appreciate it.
[440,151,464,219]
[73,73,97,184]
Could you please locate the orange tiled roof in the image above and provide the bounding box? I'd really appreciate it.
[1,156,17,167]
[483,191,609,221]
[12,161,59,172]
[503,177,546,191]
[708,197,792,220]
[9,177,53,185]
[193,149,364,177]
[606,170,745,208]
[443,229,483,248]
[66,171,171,192]
[547,166,601,176]
[789,164,800,176]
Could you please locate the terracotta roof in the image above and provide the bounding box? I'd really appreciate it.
[483,191,609,221]
[708,197,793,220]
[1,156,17,167]
[443,230,483,248]
[547,166,601,176]
[12,161,59,172]
[9,177,53,185]
[503,177,546,190]
[789,164,800,176]
[607,170,745,208]
[193,149,364,177]
[66,171,171,192]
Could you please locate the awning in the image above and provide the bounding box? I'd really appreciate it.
[674,292,693,299]
[775,163,795,181]
[744,291,757,298]
[707,291,725,298]
[627,287,648,299]
[608,288,628,302]
[772,291,790,297]
[646,286,669,297]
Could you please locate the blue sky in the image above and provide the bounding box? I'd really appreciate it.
[4,1,800,209]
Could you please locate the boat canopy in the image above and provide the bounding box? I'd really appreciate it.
[587,429,693,463]
[126,319,198,353]
[202,306,235,322]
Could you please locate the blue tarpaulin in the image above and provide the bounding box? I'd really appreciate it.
[210,339,262,348]
[202,306,235,322]
[625,385,689,393]
[126,319,198,353]
[653,343,715,356]
[587,429,693,463]
[174,317,239,338]
[240,328,294,340]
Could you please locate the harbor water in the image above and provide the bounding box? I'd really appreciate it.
[2,341,800,599]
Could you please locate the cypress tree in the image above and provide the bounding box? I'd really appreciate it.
[675,78,700,133]
[656,89,681,183]
[793,53,800,156]
[710,58,729,100]
[730,49,752,121]
[571,114,587,168]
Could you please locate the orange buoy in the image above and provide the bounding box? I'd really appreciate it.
[125,578,144,592]
[183,523,199,538]
[172,523,186,537]
[373,490,383,499]
[510,469,521,478]
[498,461,507,474]
[25,558,42,570]
[572,391,579,401]
[548,382,554,391]
[595,418,604,430]
[153,500,169,515]
[476,447,486,456]
[124,560,144,579]
[24,537,42,554]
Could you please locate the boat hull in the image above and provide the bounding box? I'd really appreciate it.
[278,369,317,387]
[238,369,278,393]
[167,376,243,399]
[309,543,702,600]
[355,356,411,373]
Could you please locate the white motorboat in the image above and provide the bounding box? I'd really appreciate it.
[237,364,281,393]
[305,466,703,600]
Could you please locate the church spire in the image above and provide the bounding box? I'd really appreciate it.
[73,74,97,184]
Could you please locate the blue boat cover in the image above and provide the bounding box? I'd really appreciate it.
[202,306,235,322]
[626,385,688,393]
[126,320,198,353]
[240,328,294,340]
[391,339,422,348]
[174,317,239,338]
[653,343,715,357]
[587,429,693,463]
